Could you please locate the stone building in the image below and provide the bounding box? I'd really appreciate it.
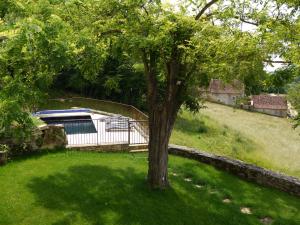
[207,79,245,106]
[251,94,288,117]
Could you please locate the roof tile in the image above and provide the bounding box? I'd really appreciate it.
[252,95,287,110]
[209,79,244,94]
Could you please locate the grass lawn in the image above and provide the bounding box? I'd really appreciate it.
[171,102,300,178]
[0,151,299,225]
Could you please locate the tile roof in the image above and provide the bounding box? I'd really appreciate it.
[209,79,244,94]
[252,95,288,110]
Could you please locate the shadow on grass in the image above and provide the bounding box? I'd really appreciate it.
[9,148,68,163]
[174,115,211,134]
[27,164,258,225]
[171,161,300,225]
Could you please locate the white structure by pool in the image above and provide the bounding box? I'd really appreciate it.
[34,109,148,147]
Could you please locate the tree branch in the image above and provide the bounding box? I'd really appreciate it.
[141,4,149,16]
[235,16,259,26]
[195,0,219,20]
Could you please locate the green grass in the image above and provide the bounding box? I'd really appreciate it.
[171,111,259,162]
[171,102,300,178]
[0,151,299,225]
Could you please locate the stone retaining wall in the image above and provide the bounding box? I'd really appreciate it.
[0,151,8,166]
[39,124,68,149]
[0,125,67,155]
[69,144,130,152]
[168,144,300,196]
[69,143,148,152]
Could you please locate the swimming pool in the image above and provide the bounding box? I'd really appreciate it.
[35,109,97,135]
[42,116,97,135]
[34,108,148,146]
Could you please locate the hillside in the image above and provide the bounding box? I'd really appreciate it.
[171,102,300,178]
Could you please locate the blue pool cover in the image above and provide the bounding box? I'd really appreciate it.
[34,108,97,135]
[34,108,91,116]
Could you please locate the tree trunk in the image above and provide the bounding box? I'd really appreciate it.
[147,88,181,188]
[147,107,173,188]
[142,50,182,189]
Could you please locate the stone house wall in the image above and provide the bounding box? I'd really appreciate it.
[208,93,242,106]
[253,108,287,118]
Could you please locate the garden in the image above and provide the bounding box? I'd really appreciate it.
[0,151,299,225]
[0,1,300,224]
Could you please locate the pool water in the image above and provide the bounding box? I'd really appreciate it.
[41,116,97,135]
[58,120,97,135]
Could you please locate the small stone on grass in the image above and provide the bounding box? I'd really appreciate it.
[195,184,203,189]
[184,178,192,182]
[260,217,273,225]
[222,198,231,203]
[240,207,252,214]
[209,190,218,194]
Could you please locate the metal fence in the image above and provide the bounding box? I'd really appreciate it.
[46,117,148,147]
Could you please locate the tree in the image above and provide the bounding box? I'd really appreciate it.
[95,0,298,188]
[1,0,299,189]
[265,65,299,93]
[0,0,77,140]
[54,53,147,110]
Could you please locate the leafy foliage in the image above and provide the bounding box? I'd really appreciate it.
[0,77,36,140]
[0,0,77,140]
[265,65,299,93]
[53,54,147,109]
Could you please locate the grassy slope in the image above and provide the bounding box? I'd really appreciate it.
[0,151,299,225]
[171,102,300,177]
[171,110,260,162]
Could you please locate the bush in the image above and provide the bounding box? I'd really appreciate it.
[0,98,35,142]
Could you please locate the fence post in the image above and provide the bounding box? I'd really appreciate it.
[128,119,131,145]
[96,119,99,145]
